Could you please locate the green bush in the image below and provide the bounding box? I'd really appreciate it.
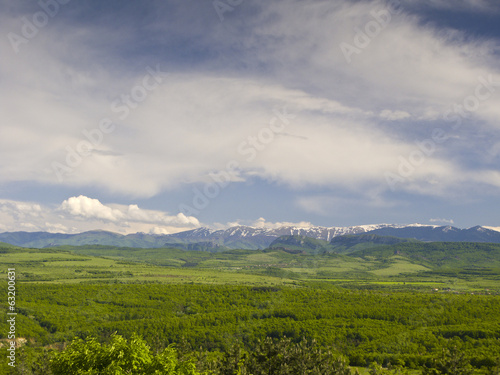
[50,334,200,375]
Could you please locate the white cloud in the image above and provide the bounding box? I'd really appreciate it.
[251,217,314,229]
[221,218,314,229]
[0,200,43,220]
[0,197,199,234]
[0,199,60,232]
[429,218,455,225]
[60,195,200,227]
[61,196,124,221]
[149,226,171,235]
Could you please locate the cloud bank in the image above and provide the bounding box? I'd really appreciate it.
[0,196,199,234]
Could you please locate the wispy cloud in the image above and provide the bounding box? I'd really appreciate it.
[429,218,455,225]
[226,217,315,230]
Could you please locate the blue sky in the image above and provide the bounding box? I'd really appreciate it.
[1,0,500,234]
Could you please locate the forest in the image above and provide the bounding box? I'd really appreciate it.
[1,241,500,374]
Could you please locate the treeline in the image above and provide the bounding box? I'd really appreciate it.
[8,334,498,374]
[2,284,500,371]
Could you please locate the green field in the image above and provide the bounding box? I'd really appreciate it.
[2,241,500,291]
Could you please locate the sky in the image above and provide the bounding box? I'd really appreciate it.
[1,0,500,234]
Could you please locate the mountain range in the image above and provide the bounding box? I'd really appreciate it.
[1,224,500,250]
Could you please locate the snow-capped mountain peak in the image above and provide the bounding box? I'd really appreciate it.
[1,224,499,250]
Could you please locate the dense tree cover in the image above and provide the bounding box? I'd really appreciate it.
[421,346,474,375]
[1,283,500,373]
[7,334,498,375]
[11,335,357,374]
[200,336,354,375]
[349,242,500,269]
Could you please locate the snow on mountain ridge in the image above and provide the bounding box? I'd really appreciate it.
[207,223,426,241]
[141,223,471,242]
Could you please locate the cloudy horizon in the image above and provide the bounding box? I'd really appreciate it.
[1,0,500,234]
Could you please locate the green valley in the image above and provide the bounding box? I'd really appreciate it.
[1,239,500,374]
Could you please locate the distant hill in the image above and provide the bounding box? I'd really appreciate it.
[269,234,419,254]
[363,225,500,243]
[348,241,500,269]
[0,241,18,249]
[329,234,418,253]
[1,224,499,250]
[0,230,144,248]
[268,235,332,254]
[176,241,231,252]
